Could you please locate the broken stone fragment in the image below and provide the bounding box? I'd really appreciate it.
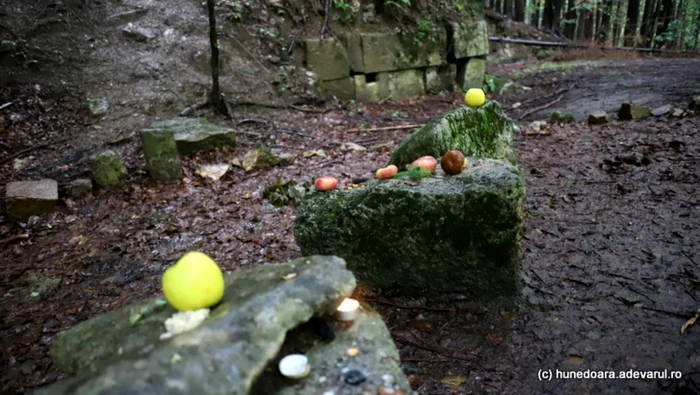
[139,127,183,180]
[70,179,93,198]
[277,153,296,166]
[587,110,610,125]
[617,103,650,120]
[242,145,280,172]
[87,98,109,117]
[88,150,128,188]
[651,104,672,117]
[145,118,236,155]
[549,111,576,123]
[121,23,155,42]
[6,179,58,220]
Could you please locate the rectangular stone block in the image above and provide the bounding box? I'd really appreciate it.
[6,179,58,220]
[316,77,355,100]
[305,38,350,81]
[426,65,456,94]
[139,129,183,180]
[457,57,486,91]
[146,118,236,155]
[386,69,425,99]
[361,32,445,73]
[449,20,490,59]
[340,33,364,73]
[354,75,381,102]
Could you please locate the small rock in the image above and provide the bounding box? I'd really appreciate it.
[370,141,394,153]
[242,146,279,172]
[689,95,700,110]
[6,179,58,220]
[230,158,243,168]
[122,23,155,42]
[549,111,575,123]
[343,369,367,386]
[196,163,230,181]
[341,142,367,152]
[277,153,295,166]
[87,98,109,117]
[651,104,672,116]
[618,103,651,120]
[587,110,610,125]
[672,108,685,117]
[88,150,128,188]
[139,128,183,180]
[302,149,327,158]
[70,179,93,198]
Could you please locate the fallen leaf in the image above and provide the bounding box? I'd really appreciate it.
[281,273,297,280]
[341,142,366,152]
[441,375,467,389]
[303,149,327,158]
[681,308,699,334]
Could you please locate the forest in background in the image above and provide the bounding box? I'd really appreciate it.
[486,0,700,50]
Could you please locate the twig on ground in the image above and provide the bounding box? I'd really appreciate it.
[518,94,564,120]
[363,297,452,312]
[0,234,29,245]
[681,308,699,334]
[347,124,423,133]
[520,82,577,107]
[0,101,13,111]
[180,99,209,116]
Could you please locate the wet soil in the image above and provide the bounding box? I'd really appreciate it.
[1,58,699,394]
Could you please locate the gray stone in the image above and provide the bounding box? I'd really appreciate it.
[689,95,700,110]
[438,64,457,92]
[386,69,425,100]
[457,57,487,91]
[277,153,295,166]
[121,23,155,42]
[425,67,443,94]
[316,77,355,100]
[588,110,610,125]
[87,98,108,117]
[6,179,58,220]
[43,256,356,394]
[618,103,651,120]
[294,158,524,297]
[449,20,489,59]
[361,32,444,74]
[139,128,183,180]
[70,179,93,198]
[145,118,236,155]
[354,75,381,103]
[305,38,350,81]
[389,101,517,168]
[340,33,364,73]
[651,104,672,116]
[88,150,127,188]
[549,111,576,123]
[672,108,685,117]
[242,145,280,172]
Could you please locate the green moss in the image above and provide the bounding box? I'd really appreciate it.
[395,166,433,180]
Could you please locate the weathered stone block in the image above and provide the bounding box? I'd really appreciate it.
[70,179,93,198]
[386,69,425,99]
[242,145,279,172]
[139,128,183,180]
[449,20,490,59]
[316,77,355,100]
[6,179,58,220]
[618,103,651,120]
[340,33,364,73]
[88,150,127,188]
[294,158,524,297]
[305,38,350,81]
[549,111,576,123]
[389,101,517,168]
[146,118,236,155]
[44,256,357,394]
[457,57,487,91]
[361,32,445,73]
[354,74,381,102]
[439,63,457,92]
[426,65,457,93]
[588,110,610,125]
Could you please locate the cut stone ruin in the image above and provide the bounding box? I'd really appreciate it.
[40,256,413,395]
[294,101,525,298]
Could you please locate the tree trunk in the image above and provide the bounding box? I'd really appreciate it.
[655,0,676,47]
[542,0,563,32]
[206,0,225,114]
[675,0,685,49]
[504,0,514,18]
[624,0,640,46]
[612,0,625,46]
[514,0,526,21]
[640,0,656,46]
[563,0,577,38]
[494,0,503,15]
[530,0,541,25]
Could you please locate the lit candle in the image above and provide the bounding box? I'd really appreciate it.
[279,354,310,379]
[336,298,360,321]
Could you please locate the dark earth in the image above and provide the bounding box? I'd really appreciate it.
[1,47,700,395]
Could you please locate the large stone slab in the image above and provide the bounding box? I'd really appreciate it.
[139,127,183,180]
[316,77,355,100]
[457,57,486,90]
[146,118,236,155]
[361,32,445,73]
[43,256,356,395]
[88,150,128,188]
[386,68,425,99]
[449,20,490,59]
[6,179,58,220]
[340,33,364,73]
[294,158,524,297]
[618,103,651,120]
[389,101,517,168]
[305,38,350,81]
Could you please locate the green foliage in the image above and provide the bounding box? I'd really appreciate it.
[386,0,412,11]
[483,74,496,94]
[218,0,248,22]
[395,166,433,180]
[332,0,357,24]
[414,20,434,44]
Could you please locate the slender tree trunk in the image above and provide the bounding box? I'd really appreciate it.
[655,0,676,47]
[542,0,563,32]
[641,0,656,46]
[675,0,685,49]
[624,0,640,46]
[530,0,541,25]
[494,0,503,14]
[514,0,526,21]
[591,1,598,41]
[563,0,577,38]
[505,0,514,18]
[612,0,625,46]
[206,0,225,114]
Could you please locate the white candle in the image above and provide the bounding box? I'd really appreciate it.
[279,354,310,379]
[336,298,360,321]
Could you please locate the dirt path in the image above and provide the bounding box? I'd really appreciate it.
[1,58,699,394]
[506,58,700,122]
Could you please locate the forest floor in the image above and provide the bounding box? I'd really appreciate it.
[1,58,700,394]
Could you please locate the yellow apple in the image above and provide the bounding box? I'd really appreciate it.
[162,251,225,311]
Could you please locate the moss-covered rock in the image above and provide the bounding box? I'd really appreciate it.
[146,118,236,155]
[389,101,517,169]
[361,32,444,74]
[139,128,183,180]
[43,256,356,395]
[549,111,576,123]
[448,20,489,59]
[618,103,651,120]
[88,150,127,188]
[294,158,524,297]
